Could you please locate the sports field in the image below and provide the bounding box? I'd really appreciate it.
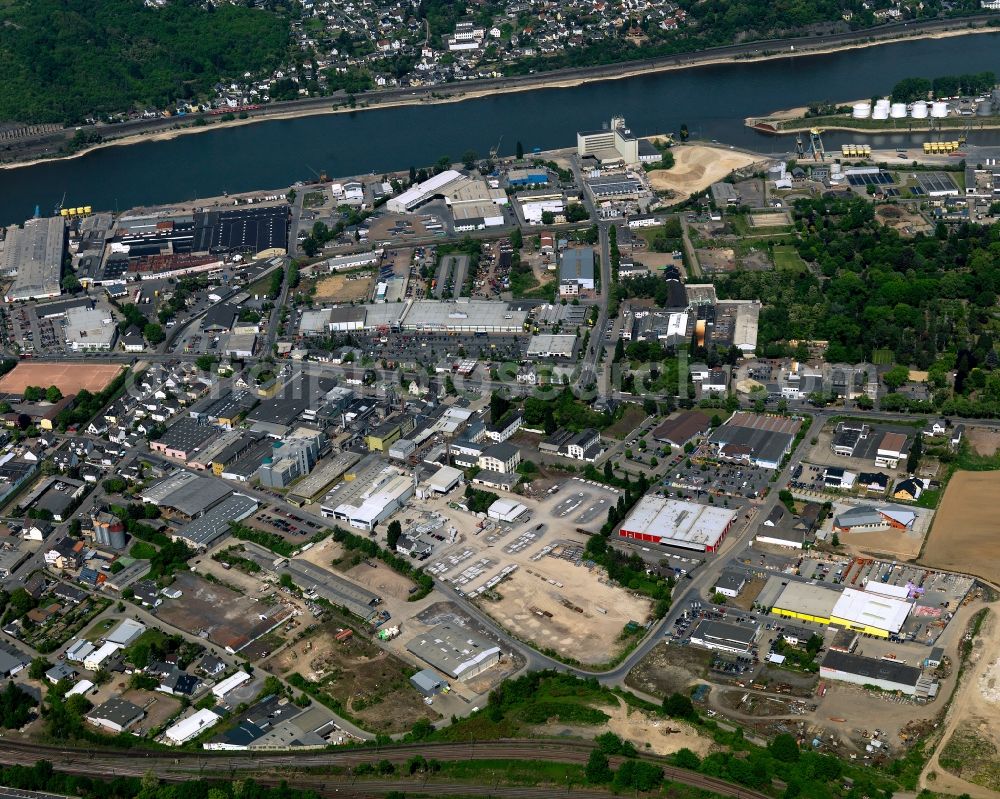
[771,245,807,273]
[0,362,124,396]
[921,470,1000,581]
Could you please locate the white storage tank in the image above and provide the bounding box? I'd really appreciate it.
[890,102,907,119]
[911,101,928,119]
[931,101,949,118]
[872,105,889,120]
[852,102,872,119]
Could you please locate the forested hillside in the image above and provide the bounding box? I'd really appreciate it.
[0,0,290,123]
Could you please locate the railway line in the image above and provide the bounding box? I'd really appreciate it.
[0,738,770,799]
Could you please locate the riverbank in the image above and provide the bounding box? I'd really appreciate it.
[749,109,1000,135]
[2,19,999,171]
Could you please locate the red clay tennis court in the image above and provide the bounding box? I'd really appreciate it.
[0,362,124,395]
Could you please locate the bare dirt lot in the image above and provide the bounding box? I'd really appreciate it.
[266,621,439,734]
[695,247,736,274]
[921,471,1000,581]
[923,607,1000,798]
[841,526,926,561]
[633,251,685,271]
[343,560,417,600]
[157,572,296,654]
[625,644,713,698]
[875,204,934,237]
[296,536,345,568]
[966,427,1000,457]
[535,697,712,757]
[312,271,374,302]
[477,557,652,666]
[0,362,123,395]
[749,211,792,227]
[647,145,758,197]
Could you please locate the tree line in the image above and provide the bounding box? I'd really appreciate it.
[0,0,291,123]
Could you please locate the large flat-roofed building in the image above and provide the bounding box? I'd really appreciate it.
[395,299,528,333]
[618,496,736,552]
[832,506,915,534]
[770,580,840,624]
[87,697,145,734]
[559,248,595,296]
[3,216,65,302]
[331,468,414,531]
[652,411,713,447]
[387,170,465,213]
[708,412,800,470]
[280,558,381,619]
[829,587,911,638]
[150,417,219,461]
[406,623,501,681]
[731,301,761,356]
[820,651,932,697]
[192,206,288,258]
[577,117,640,164]
[689,620,761,655]
[141,471,232,520]
[172,493,258,549]
[64,306,117,351]
[710,182,741,206]
[526,334,577,359]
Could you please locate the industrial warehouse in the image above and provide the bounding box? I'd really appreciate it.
[299,298,528,334]
[768,579,919,638]
[405,624,502,681]
[618,496,737,552]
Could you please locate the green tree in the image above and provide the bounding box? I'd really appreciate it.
[143,323,165,345]
[770,732,801,762]
[585,749,612,784]
[673,747,701,770]
[44,386,62,403]
[0,681,35,729]
[195,355,216,372]
[663,692,695,719]
[883,365,910,391]
[28,657,51,680]
[907,433,923,474]
[387,519,402,552]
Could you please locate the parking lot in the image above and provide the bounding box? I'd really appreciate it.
[666,454,771,502]
[349,331,529,367]
[247,506,325,538]
[403,478,653,664]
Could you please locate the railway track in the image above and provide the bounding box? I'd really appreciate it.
[0,738,770,799]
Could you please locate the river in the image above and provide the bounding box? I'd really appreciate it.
[1,33,999,225]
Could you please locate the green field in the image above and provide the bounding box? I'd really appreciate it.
[771,245,807,273]
[872,349,894,366]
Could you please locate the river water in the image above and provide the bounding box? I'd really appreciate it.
[1,33,999,225]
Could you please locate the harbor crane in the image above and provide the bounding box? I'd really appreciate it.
[489,135,504,161]
[809,127,826,161]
